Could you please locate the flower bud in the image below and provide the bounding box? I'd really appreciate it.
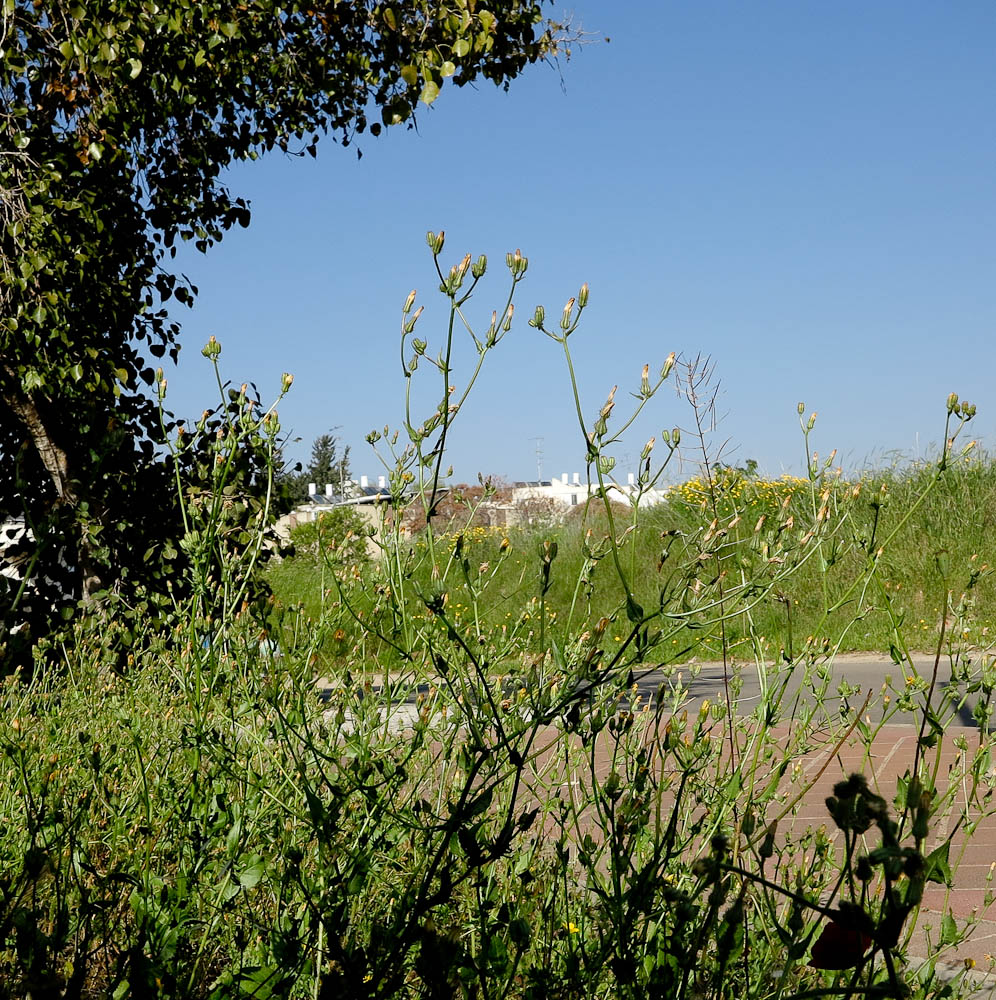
[807,412,817,431]
[561,297,575,330]
[947,392,959,413]
[404,305,424,334]
[529,304,545,328]
[502,303,514,332]
[671,427,681,446]
[578,282,589,308]
[403,289,417,314]
[426,230,445,254]
[201,335,221,359]
[660,352,676,379]
[471,254,487,279]
[759,821,777,860]
[458,253,471,278]
[797,401,805,416]
[640,437,655,460]
[280,372,293,392]
[641,363,651,397]
[506,248,527,276]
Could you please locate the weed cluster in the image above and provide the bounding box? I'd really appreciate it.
[1,240,993,999]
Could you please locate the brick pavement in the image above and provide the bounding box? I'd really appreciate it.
[774,723,996,984]
[542,716,996,988]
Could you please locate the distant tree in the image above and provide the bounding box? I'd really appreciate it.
[712,458,760,478]
[280,432,352,509]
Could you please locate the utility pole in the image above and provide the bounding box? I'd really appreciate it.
[531,437,544,482]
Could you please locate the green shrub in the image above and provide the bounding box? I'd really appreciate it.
[289,505,371,569]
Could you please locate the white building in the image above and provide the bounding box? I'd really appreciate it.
[510,472,668,510]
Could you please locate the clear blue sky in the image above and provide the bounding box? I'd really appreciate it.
[166,2,996,485]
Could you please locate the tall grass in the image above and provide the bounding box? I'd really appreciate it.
[1,239,992,999]
[272,454,996,665]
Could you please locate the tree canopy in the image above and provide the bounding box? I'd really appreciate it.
[0,0,569,667]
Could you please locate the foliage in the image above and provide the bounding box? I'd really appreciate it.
[0,244,991,999]
[289,504,370,570]
[0,0,572,653]
[0,352,286,676]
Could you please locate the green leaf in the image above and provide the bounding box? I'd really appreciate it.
[127,58,142,78]
[453,38,471,58]
[925,841,952,886]
[441,61,456,77]
[469,788,494,818]
[550,637,566,671]
[419,80,440,105]
[238,858,265,889]
[400,64,418,87]
[226,817,243,857]
[69,363,84,382]
[940,911,959,945]
[231,964,285,999]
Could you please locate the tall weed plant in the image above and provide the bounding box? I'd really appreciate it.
[0,237,993,999]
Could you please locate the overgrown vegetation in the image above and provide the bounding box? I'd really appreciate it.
[1,241,993,999]
[273,439,996,664]
[0,0,574,655]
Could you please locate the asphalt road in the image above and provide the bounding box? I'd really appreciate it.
[322,649,996,733]
[650,651,991,729]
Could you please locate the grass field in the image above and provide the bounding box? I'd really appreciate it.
[268,453,996,665]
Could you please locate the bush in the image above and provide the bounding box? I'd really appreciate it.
[289,505,371,569]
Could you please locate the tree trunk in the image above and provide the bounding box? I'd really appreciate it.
[0,364,105,601]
